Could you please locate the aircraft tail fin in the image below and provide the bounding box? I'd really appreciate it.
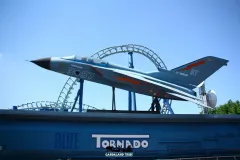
[171,56,228,89]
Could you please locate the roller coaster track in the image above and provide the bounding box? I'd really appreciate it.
[15,101,98,112]
[91,44,167,71]
[56,77,77,110]
[57,44,173,114]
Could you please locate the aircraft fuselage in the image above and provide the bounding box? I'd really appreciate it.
[48,56,196,100]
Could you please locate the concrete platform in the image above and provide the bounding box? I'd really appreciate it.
[0,110,240,160]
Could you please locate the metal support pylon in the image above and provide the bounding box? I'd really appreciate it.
[163,99,174,114]
[112,87,116,110]
[78,79,84,112]
[148,98,174,114]
[128,52,137,111]
[71,79,84,112]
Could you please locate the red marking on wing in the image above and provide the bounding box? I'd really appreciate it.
[116,77,140,85]
[91,66,102,76]
[178,60,206,71]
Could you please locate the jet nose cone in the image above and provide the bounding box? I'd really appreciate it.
[31,57,51,70]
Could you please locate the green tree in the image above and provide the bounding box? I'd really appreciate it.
[201,100,240,114]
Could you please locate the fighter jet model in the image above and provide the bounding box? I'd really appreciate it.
[30,55,228,108]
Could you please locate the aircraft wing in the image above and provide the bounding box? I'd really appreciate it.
[90,65,210,108]
[111,69,211,109]
[112,69,198,99]
[166,92,211,109]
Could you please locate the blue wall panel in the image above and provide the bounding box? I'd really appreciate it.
[0,111,240,160]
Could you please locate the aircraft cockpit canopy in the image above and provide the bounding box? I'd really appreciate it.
[75,56,108,65]
[62,55,108,65]
[61,55,75,60]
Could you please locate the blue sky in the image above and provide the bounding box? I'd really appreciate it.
[0,0,239,114]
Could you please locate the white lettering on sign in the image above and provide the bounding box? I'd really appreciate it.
[105,152,125,157]
[67,67,95,80]
[92,134,150,149]
[105,152,133,157]
[190,69,199,76]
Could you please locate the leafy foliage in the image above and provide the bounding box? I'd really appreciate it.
[201,100,240,114]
